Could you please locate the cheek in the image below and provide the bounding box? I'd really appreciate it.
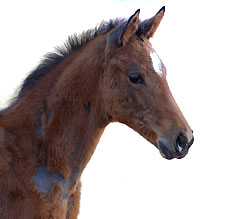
[102,72,150,119]
[105,85,142,120]
[102,74,129,114]
[117,89,148,120]
[112,89,136,115]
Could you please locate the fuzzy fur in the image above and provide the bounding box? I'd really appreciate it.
[0,8,193,219]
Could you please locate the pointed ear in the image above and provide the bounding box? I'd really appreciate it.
[138,6,165,39]
[108,9,140,47]
[121,9,140,45]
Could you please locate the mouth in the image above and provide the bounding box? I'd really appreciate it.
[132,125,194,160]
[158,139,193,160]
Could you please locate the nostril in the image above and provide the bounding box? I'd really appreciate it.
[175,132,188,153]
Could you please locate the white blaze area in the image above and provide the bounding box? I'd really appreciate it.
[150,51,163,77]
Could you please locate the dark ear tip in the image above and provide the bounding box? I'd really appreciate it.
[158,6,165,14]
[133,9,140,17]
[136,9,141,14]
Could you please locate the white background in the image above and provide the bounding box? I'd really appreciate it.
[0,0,230,218]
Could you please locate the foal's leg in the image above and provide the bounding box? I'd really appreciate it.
[66,181,82,219]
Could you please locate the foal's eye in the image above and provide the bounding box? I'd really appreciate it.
[128,74,144,84]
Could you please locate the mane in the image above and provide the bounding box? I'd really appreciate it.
[2,18,125,112]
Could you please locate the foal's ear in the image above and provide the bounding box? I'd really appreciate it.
[108,9,140,47]
[138,6,165,39]
[121,9,140,45]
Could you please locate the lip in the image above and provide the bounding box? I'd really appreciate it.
[159,141,189,160]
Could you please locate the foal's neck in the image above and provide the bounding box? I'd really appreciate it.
[45,36,108,177]
[2,35,108,178]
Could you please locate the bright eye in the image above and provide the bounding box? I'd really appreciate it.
[128,74,144,84]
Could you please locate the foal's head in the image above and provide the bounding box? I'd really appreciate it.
[102,7,194,159]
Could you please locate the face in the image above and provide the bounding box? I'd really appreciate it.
[102,8,194,159]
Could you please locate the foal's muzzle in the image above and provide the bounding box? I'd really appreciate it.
[159,132,194,160]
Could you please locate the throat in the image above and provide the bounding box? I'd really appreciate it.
[41,95,106,179]
[33,102,106,199]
